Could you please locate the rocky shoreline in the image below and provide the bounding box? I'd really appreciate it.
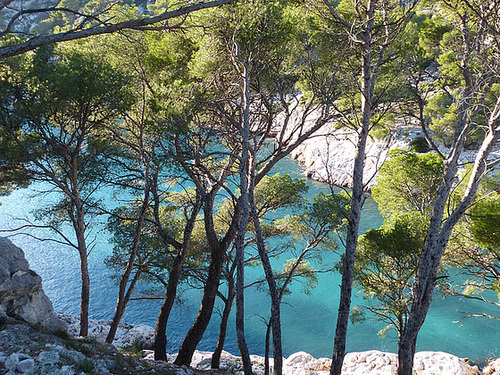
[1,313,495,375]
[282,117,500,189]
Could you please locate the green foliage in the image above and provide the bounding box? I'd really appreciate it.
[105,195,190,290]
[419,15,453,60]
[424,92,457,146]
[276,258,318,295]
[372,149,443,217]
[254,174,308,214]
[309,192,349,229]
[353,217,426,337]
[120,343,145,358]
[468,193,500,250]
[76,358,95,373]
[409,137,430,153]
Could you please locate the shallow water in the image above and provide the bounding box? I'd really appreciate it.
[0,155,499,361]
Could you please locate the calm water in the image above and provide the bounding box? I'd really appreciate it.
[0,155,499,361]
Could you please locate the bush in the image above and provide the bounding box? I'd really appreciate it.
[409,137,430,153]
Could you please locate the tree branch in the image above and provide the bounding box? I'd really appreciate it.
[0,0,234,59]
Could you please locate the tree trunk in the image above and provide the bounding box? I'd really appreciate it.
[249,184,283,375]
[154,192,203,361]
[330,8,375,373]
[106,178,151,344]
[211,277,235,369]
[78,246,90,337]
[75,203,90,337]
[171,129,239,367]
[174,194,238,367]
[173,241,226,366]
[233,55,253,375]
[397,101,500,374]
[154,248,189,360]
[264,320,272,375]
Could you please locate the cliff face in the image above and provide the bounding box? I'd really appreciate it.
[0,237,64,333]
[276,111,500,189]
[274,108,416,189]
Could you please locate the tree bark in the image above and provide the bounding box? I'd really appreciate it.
[75,202,90,337]
[106,175,151,344]
[211,274,235,369]
[264,320,272,375]
[154,191,203,360]
[330,4,375,373]
[78,243,90,337]
[249,182,283,375]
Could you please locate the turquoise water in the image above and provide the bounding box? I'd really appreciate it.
[0,155,499,361]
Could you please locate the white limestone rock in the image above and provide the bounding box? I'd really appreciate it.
[483,358,500,374]
[339,350,480,375]
[341,350,398,375]
[0,237,65,333]
[413,352,481,375]
[276,112,414,189]
[283,351,331,375]
[275,108,500,189]
[57,313,155,349]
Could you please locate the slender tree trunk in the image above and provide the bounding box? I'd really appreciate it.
[249,183,283,375]
[233,57,253,375]
[174,241,227,366]
[154,248,189,360]
[398,99,500,374]
[174,195,239,367]
[78,244,90,337]
[211,278,235,369]
[172,133,239,366]
[264,320,272,375]
[235,203,253,375]
[75,204,90,337]
[330,9,375,373]
[106,178,151,344]
[154,192,202,361]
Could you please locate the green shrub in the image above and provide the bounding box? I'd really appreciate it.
[409,136,430,153]
[76,358,95,373]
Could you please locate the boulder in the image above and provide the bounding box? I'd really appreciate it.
[483,358,500,374]
[339,350,480,375]
[58,313,155,349]
[341,351,398,375]
[0,237,65,333]
[413,351,481,375]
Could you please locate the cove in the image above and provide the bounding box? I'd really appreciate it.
[0,154,499,362]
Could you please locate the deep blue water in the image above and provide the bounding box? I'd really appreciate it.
[0,155,499,361]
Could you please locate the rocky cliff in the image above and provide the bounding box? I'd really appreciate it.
[0,237,64,333]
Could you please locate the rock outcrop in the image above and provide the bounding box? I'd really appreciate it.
[0,237,65,333]
[58,313,155,350]
[339,350,481,375]
[276,110,500,188]
[0,315,178,375]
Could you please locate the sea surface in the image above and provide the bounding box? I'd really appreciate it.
[0,154,499,361]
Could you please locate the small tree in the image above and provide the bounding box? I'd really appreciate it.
[353,217,425,340]
[1,45,132,336]
[372,149,444,218]
[444,176,500,317]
